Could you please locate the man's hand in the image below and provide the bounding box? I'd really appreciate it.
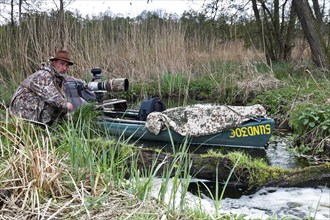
[67,102,73,112]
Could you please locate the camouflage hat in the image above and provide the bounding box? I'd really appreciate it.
[49,50,74,65]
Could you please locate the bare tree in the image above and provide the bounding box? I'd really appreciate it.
[203,0,329,68]
[250,0,296,63]
[58,0,66,49]
[1,0,53,24]
[205,0,296,63]
[10,0,14,26]
[52,0,74,49]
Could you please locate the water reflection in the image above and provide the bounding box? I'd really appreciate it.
[135,139,267,157]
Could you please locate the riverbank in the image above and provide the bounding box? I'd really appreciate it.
[1,103,329,219]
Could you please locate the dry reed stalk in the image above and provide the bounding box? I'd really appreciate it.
[0,183,165,219]
[236,60,281,103]
[1,129,67,196]
[0,115,70,217]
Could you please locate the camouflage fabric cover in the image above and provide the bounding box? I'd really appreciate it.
[145,104,267,137]
[10,64,68,125]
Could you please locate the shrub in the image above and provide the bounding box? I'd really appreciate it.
[289,104,330,157]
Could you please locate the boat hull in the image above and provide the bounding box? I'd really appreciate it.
[99,117,275,148]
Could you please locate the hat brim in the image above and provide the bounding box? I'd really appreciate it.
[50,58,74,66]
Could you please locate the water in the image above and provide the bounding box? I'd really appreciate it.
[150,178,329,219]
[201,186,330,219]
[147,133,330,219]
[265,131,301,169]
[188,134,330,219]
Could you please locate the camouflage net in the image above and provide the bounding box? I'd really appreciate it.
[145,104,268,137]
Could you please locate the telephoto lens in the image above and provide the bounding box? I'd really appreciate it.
[86,81,107,91]
[86,78,129,92]
[107,78,129,92]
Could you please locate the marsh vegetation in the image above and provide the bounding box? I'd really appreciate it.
[0,1,330,219]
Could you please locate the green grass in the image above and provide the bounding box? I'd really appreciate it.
[0,105,235,219]
[2,102,327,219]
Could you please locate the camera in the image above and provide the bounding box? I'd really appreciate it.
[86,78,129,92]
[64,67,129,109]
[85,67,129,92]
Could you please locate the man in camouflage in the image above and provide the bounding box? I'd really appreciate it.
[10,50,74,125]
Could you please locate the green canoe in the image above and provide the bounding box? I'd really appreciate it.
[98,106,275,149]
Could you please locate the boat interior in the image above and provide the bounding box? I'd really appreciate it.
[100,99,144,123]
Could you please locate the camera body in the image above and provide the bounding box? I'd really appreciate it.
[64,67,129,110]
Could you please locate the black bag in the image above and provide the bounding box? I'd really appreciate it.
[138,97,166,121]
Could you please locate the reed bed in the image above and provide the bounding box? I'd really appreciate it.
[0,12,270,103]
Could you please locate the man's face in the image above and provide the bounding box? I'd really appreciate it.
[52,60,70,74]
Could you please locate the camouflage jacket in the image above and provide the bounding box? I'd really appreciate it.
[10,64,68,125]
[145,104,268,137]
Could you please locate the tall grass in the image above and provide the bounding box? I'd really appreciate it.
[0,12,268,104]
[0,107,74,217]
[0,105,160,218]
[157,138,192,211]
[52,104,135,190]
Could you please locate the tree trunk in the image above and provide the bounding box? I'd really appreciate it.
[251,0,295,64]
[58,0,67,49]
[293,0,329,68]
[18,0,22,22]
[251,0,270,63]
[283,3,297,60]
[10,0,14,27]
[312,0,323,25]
